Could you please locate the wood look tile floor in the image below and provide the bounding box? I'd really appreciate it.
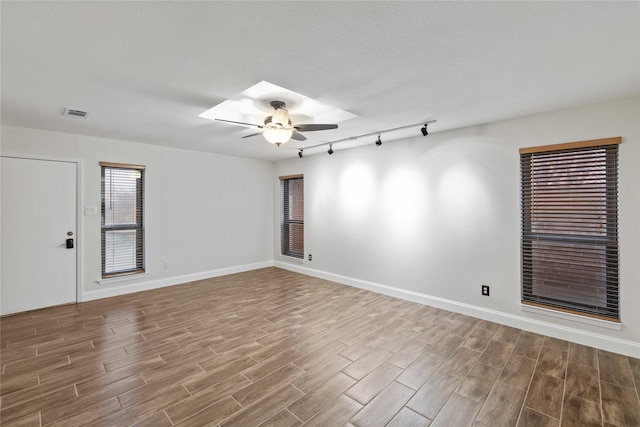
[1,267,639,427]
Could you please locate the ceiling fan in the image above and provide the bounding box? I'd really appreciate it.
[215,101,338,146]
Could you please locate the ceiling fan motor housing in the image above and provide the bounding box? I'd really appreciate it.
[270,101,290,127]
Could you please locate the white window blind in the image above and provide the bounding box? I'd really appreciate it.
[101,162,145,278]
[280,175,304,259]
[520,138,620,321]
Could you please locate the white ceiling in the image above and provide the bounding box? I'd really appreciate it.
[2,1,638,161]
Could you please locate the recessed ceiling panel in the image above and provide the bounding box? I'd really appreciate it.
[198,81,358,125]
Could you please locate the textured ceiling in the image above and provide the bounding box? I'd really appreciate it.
[1,1,639,161]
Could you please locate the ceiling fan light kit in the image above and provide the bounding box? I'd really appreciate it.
[263,127,293,146]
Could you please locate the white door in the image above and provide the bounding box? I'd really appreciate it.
[1,157,77,315]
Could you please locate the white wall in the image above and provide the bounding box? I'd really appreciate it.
[1,125,274,300]
[274,96,640,357]
[2,97,638,357]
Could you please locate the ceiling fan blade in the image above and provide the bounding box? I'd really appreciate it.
[294,124,338,132]
[291,130,307,141]
[241,132,263,139]
[215,118,263,129]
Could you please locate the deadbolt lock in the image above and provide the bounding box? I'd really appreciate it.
[67,231,74,236]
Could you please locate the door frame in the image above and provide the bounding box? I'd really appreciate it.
[1,155,83,307]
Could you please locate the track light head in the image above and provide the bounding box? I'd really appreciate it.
[421,124,429,136]
[375,135,382,146]
[298,149,303,158]
[328,144,334,155]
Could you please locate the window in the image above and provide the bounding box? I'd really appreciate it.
[101,162,145,278]
[280,175,304,258]
[520,137,620,321]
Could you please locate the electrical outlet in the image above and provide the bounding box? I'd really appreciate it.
[308,254,312,261]
[482,285,490,296]
[164,262,170,269]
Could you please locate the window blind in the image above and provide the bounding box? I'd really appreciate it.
[520,138,620,321]
[100,162,145,277]
[280,175,304,259]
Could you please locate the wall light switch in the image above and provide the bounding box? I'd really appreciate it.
[84,206,98,215]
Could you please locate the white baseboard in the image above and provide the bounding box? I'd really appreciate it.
[275,261,640,358]
[81,261,274,302]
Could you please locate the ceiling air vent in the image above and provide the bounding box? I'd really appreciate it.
[63,108,88,119]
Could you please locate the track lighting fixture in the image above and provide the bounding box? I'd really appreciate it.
[294,119,436,158]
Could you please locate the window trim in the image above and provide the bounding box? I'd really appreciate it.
[519,137,621,154]
[100,161,146,279]
[280,174,304,259]
[519,137,621,322]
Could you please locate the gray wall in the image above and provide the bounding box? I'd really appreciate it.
[274,96,640,357]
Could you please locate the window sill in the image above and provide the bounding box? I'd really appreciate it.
[521,303,622,331]
[278,255,305,265]
[97,272,149,285]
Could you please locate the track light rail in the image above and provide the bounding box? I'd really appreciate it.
[297,119,437,151]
